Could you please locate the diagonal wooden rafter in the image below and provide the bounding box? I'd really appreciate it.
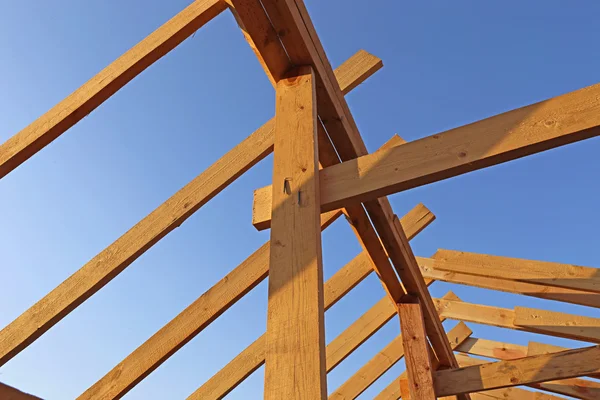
[436,346,600,397]
[0,0,228,179]
[252,81,600,228]
[227,0,459,370]
[527,341,600,379]
[456,338,600,400]
[418,256,600,308]
[0,48,381,369]
[450,351,600,399]
[80,136,416,400]
[187,207,436,400]
[434,297,600,343]
[432,249,600,294]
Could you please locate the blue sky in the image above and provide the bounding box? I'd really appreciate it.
[1,0,599,398]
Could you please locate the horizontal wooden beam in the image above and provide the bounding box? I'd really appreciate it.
[0,48,381,370]
[0,0,227,179]
[253,81,600,228]
[433,249,600,294]
[418,256,600,308]
[187,206,434,399]
[435,345,600,396]
[434,297,600,343]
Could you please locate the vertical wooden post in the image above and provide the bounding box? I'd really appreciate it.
[265,66,326,399]
[398,297,436,400]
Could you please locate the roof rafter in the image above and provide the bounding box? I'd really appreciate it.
[0,46,381,370]
[433,249,600,294]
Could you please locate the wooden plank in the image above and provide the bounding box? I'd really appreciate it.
[397,299,436,400]
[0,48,380,368]
[264,66,324,399]
[330,322,471,400]
[434,297,600,343]
[243,0,460,372]
[418,256,600,308]
[0,382,42,400]
[433,250,600,294]
[455,352,600,400]
[189,206,435,399]
[0,0,227,179]
[514,306,600,343]
[81,209,341,400]
[253,81,600,226]
[529,378,600,400]
[232,0,411,321]
[435,346,600,396]
[325,204,434,306]
[528,341,600,378]
[458,338,599,400]
[456,337,527,360]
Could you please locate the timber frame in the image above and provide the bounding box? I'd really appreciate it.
[1,1,599,399]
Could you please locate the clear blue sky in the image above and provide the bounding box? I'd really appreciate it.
[1,1,599,398]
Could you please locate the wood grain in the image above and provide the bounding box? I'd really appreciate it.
[433,249,600,294]
[418,256,600,308]
[436,346,600,396]
[253,81,600,226]
[264,66,325,399]
[189,205,435,399]
[397,300,436,400]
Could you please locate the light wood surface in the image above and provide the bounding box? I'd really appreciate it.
[397,300,436,400]
[264,66,326,399]
[253,81,600,226]
[436,346,600,396]
[433,250,600,294]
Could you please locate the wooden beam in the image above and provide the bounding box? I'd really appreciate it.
[0,48,380,368]
[528,341,600,378]
[418,256,600,308]
[456,337,527,360]
[433,249,600,294]
[265,66,324,399]
[347,321,470,400]
[235,0,460,371]
[514,306,600,343]
[397,298,436,400]
[435,345,600,396]
[189,207,436,399]
[0,0,227,179]
[434,297,600,343]
[455,352,600,400]
[0,382,42,400]
[370,322,470,400]
[230,0,410,328]
[253,81,600,226]
[81,209,341,400]
[458,338,599,400]
[330,321,471,400]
